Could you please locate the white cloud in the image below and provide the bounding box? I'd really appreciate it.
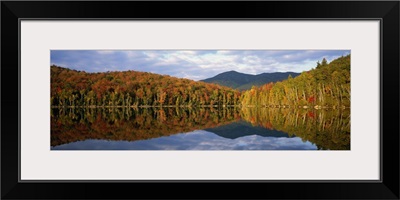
[177,71,205,80]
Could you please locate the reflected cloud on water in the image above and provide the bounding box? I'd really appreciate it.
[51,130,317,150]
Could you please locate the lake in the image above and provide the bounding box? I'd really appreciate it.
[51,107,350,150]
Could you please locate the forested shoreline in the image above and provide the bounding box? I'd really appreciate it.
[51,55,350,108]
[241,55,350,108]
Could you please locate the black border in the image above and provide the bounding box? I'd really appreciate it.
[18,20,379,183]
[2,1,399,199]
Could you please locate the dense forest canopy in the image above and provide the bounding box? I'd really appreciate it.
[241,55,350,107]
[51,54,350,108]
[51,66,241,107]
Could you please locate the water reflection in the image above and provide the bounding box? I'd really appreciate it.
[240,108,350,150]
[52,130,317,150]
[51,107,350,150]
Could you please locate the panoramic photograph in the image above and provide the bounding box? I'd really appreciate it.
[50,50,350,150]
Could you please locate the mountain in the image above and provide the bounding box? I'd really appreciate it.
[205,120,290,139]
[201,71,300,90]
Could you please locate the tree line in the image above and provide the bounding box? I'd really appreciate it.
[241,55,350,108]
[51,54,350,108]
[51,66,241,107]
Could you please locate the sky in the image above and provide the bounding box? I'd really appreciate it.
[51,50,350,81]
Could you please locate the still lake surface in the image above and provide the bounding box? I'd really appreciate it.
[51,107,350,150]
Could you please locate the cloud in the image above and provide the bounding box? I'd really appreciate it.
[51,50,350,81]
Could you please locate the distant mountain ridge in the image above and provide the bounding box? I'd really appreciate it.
[201,70,300,90]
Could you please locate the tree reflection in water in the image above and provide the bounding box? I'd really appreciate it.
[51,107,350,150]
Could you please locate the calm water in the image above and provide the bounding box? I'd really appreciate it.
[51,107,350,150]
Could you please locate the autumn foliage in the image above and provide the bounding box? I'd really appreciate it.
[51,55,350,108]
[51,66,241,107]
[240,55,350,107]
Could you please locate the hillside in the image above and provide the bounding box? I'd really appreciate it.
[51,66,241,107]
[241,55,351,107]
[201,71,300,90]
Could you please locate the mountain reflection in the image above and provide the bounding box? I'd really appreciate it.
[51,107,350,150]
